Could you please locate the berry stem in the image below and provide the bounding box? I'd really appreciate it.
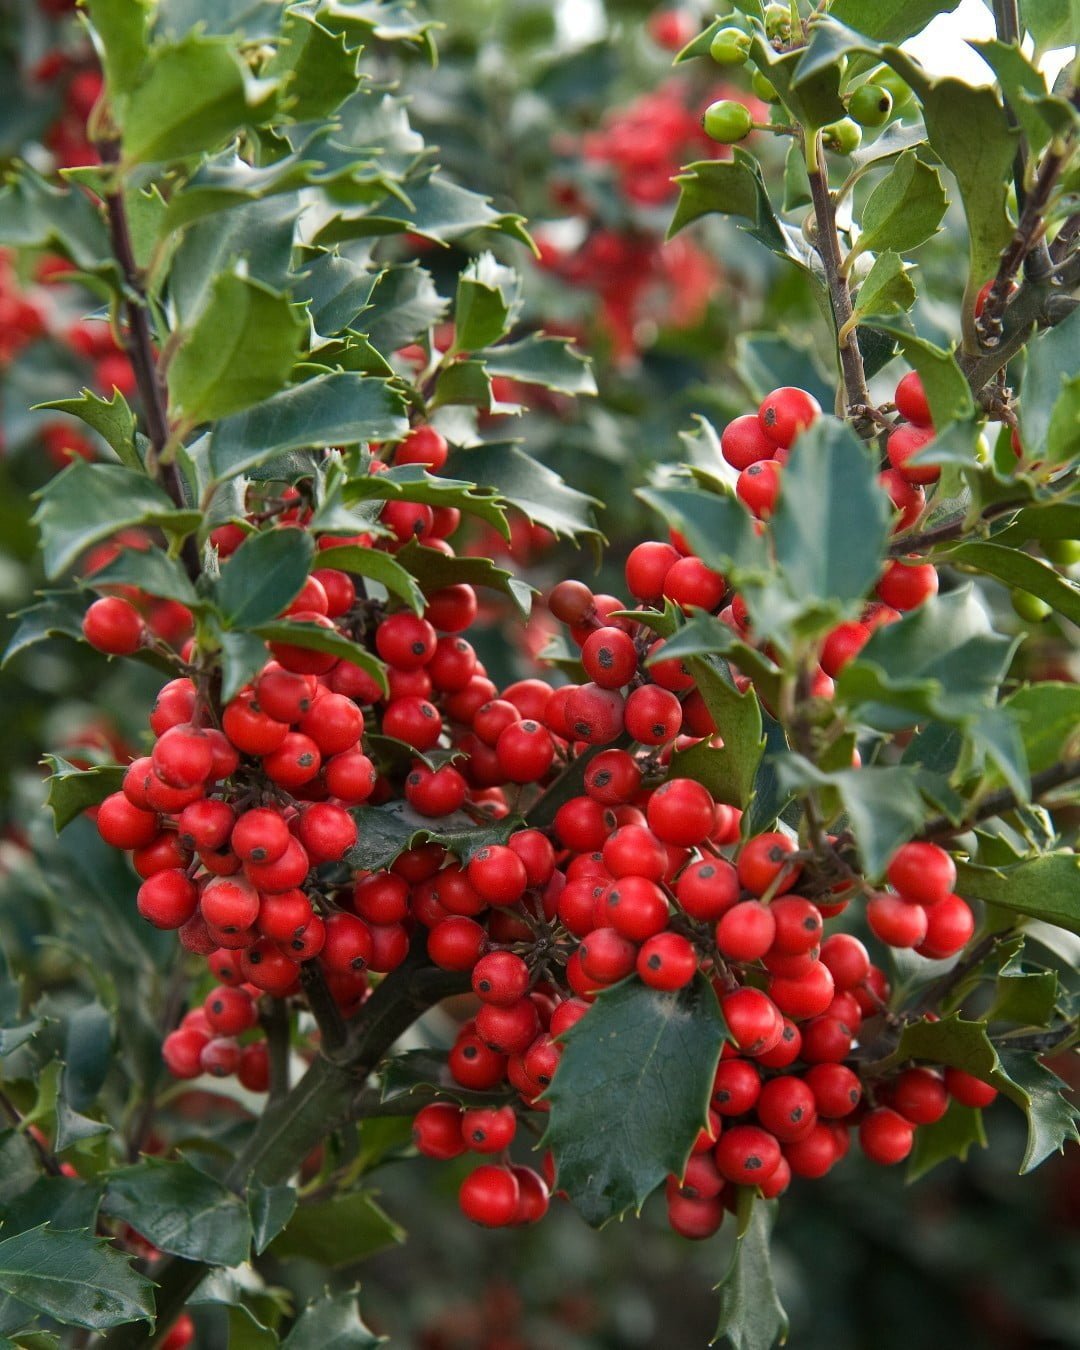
[262,997,292,1102]
[97,139,200,581]
[804,131,873,429]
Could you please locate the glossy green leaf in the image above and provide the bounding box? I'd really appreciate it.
[828,0,960,43]
[345,802,520,872]
[973,41,1075,159]
[777,755,927,878]
[84,0,150,95]
[269,1192,403,1267]
[0,1228,153,1331]
[864,323,974,427]
[1001,683,1080,774]
[267,9,362,121]
[637,485,768,579]
[161,142,331,233]
[955,853,1080,935]
[208,374,408,483]
[477,334,596,396]
[906,1102,988,1181]
[890,1016,1079,1171]
[0,168,113,275]
[1019,306,1080,465]
[252,621,387,694]
[771,417,890,614]
[454,252,522,352]
[836,587,1018,731]
[0,1177,102,1242]
[121,33,277,166]
[712,1194,787,1350]
[168,271,303,426]
[42,756,125,833]
[669,153,815,279]
[314,545,424,614]
[283,1289,383,1349]
[248,1181,297,1257]
[32,462,199,579]
[673,656,765,811]
[943,541,1080,624]
[102,1157,252,1265]
[444,442,600,543]
[1018,0,1078,51]
[542,975,726,1227]
[394,542,533,615]
[850,250,915,322]
[33,390,140,470]
[217,527,316,629]
[756,33,846,129]
[2,594,86,668]
[81,546,199,608]
[989,966,1058,1027]
[219,630,272,704]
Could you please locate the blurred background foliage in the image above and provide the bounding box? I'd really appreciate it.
[0,1,1076,1346]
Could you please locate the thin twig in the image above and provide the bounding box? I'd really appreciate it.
[262,998,292,1103]
[920,758,1080,841]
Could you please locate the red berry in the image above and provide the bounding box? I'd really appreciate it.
[413,1102,466,1159]
[887,422,938,484]
[721,413,774,469]
[82,596,144,654]
[646,778,715,846]
[886,842,956,906]
[625,541,680,602]
[676,859,740,921]
[737,833,801,896]
[472,951,530,1006]
[859,1107,914,1165]
[916,893,974,960]
[96,793,160,849]
[714,1123,781,1185]
[459,1165,519,1227]
[623,684,682,746]
[582,626,638,689]
[894,371,932,427]
[944,1066,998,1109]
[461,1105,516,1153]
[758,387,821,449]
[892,1067,949,1125]
[877,558,938,610]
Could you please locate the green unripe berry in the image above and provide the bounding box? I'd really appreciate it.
[1011,589,1052,622]
[710,26,751,66]
[1043,538,1080,566]
[822,118,862,155]
[763,2,792,41]
[703,100,754,144]
[751,70,780,103]
[872,67,914,110]
[848,82,893,127]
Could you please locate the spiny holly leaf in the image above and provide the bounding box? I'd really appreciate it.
[989,966,1058,1028]
[345,802,521,872]
[80,547,200,608]
[32,461,200,580]
[863,324,974,428]
[269,1193,403,1268]
[2,594,87,668]
[836,586,1018,731]
[453,252,522,353]
[42,757,125,833]
[637,485,769,580]
[955,853,1080,936]
[828,0,961,44]
[669,154,815,279]
[168,270,304,427]
[849,251,916,325]
[0,1227,154,1330]
[315,172,531,248]
[542,975,726,1228]
[973,41,1076,160]
[477,334,596,397]
[342,463,511,537]
[102,1157,252,1265]
[846,153,947,272]
[248,1181,297,1258]
[395,541,534,616]
[314,545,425,614]
[671,657,765,811]
[906,1102,988,1182]
[443,442,601,544]
[218,630,273,704]
[776,755,927,879]
[771,417,890,617]
[33,390,140,470]
[251,621,388,694]
[120,32,279,166]
[941,542,1080,625]
[161,141,332,233]
[0,167,114,275]
[207,373,409,483]
[1018,306,1080,465]
[283,1288,384,1349]
[267,9,362,121]
[217,527,317,629]
[83,0,151,97]
[712,1193,788,1350]
[1001,684,1080,775]
[891,1016,1079,1172]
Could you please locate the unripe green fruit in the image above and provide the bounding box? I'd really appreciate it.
[872,67,914,109]
[763,2,792,41]
[822,118,862,155]
[751,70,780,103]
[710,26,751,65]
[848,82,893,127]
[1044,538,1080,566]
[703,100,754,144]
[1012,589,1052,622]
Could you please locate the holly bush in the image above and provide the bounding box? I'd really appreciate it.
[0,0,1078,1347]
